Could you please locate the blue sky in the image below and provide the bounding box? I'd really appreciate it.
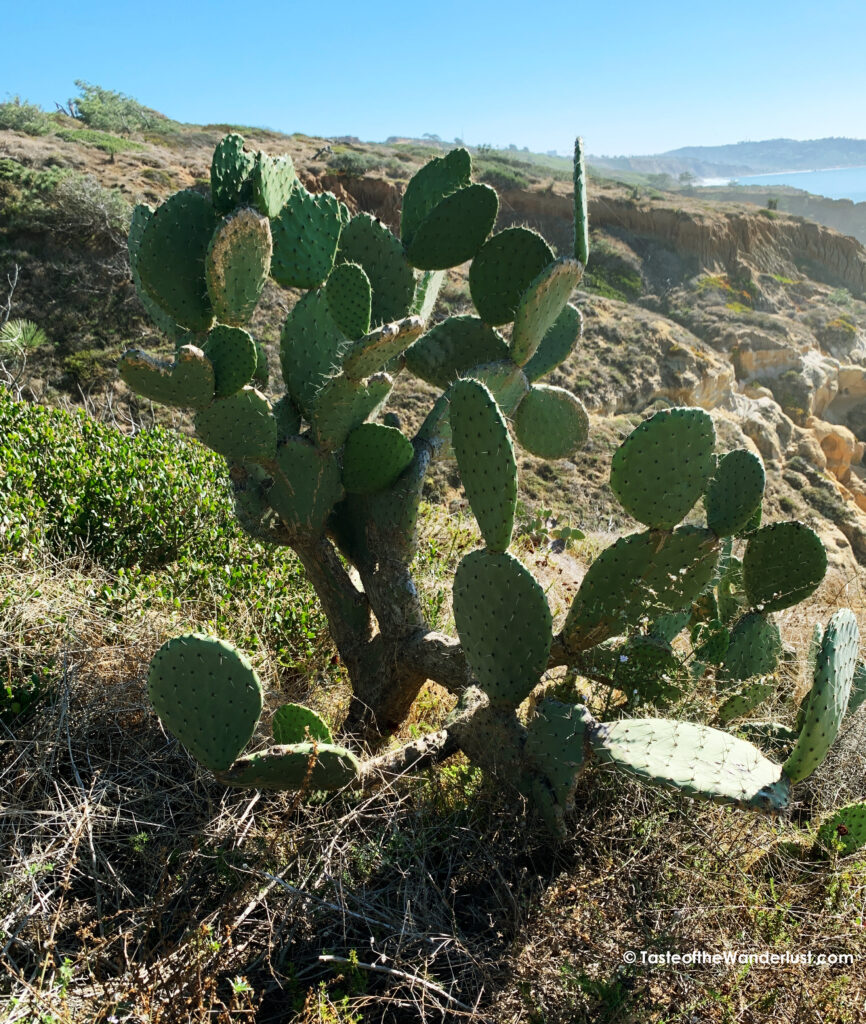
[4,0,866,156]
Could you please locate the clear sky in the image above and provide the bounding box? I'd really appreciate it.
[4,0,865,157]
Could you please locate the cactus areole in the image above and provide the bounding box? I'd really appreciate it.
[124,134,857,836]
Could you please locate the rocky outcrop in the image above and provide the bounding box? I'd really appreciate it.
[698,186,866,250]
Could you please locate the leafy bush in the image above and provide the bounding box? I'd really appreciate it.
[68,81,167,135]
[0,96,51,135]
[477,161,530,190]
[0,159,70,227]
[0,395,228,568]
[0,159,130,248]
[326,152,380,177]
[55,127,146,155]
[50,173,132,247]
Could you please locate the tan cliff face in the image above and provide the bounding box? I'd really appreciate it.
[499,187,866,298]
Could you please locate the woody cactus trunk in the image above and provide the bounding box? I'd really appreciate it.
[122,134,861,836]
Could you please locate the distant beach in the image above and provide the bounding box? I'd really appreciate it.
[698,165,866,203]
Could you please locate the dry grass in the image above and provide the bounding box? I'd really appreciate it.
[3,522,866,1023]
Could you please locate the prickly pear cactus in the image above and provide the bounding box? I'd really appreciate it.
[124,133,857,838]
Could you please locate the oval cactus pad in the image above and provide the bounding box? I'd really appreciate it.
[743,521,827,613]
[705,448,765,537]
[342,423,415,495]
[563,526,718,651]
[272,703,333,745]
[512,385,589,460]
[450,378,517,552]
[590,718,791,812]
[453,549,552,707]
[610,407,716,529]
[469,227,555,326]
[784,608,859,783]
[148,633,263,772]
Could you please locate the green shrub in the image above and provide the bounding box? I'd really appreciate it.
[49,174,132,248]
[0,393,323,663]
[0,96,51,135]
[0,159,130,247]
[477,163,530,190]
[68,81,170,135]
[326,152,380,177]
[0,395,227,568]
[55,128,146,155]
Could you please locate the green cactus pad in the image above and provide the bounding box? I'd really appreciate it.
[401,147,471,246]
[705,449,766,537]
[405,315,509,390]
[512,385,589,460]
[615,634,683,707]
[205,207,272,327]
[341,423,414,494]
[271,187,343,289]
[691,618,730,664]
[411,269,446,320]
[326,262,372,339]
[453,549,552,707]
[194,387,277,463]
[470,360,530,415]
[406,184,499,270]
[337,213,415,326]
[523,304,583,383]
[722,612,781,681]
[202,325,258,397]
[450,378,517,552]
[718,681,776,724]
[590,718,791,813]
[251,152,296,219]
[510,259,582,366]
[268,437,344,534]
[119,345,215,410]
[363,451,428,559]
[610,407,716,529]
[846,662,866,719]
[573,137,590,266]
[253,340,269,387]
[280,289,350,415]
[816,801,866,856]
[469,227,556,326]
[272,703,333,745]
[743,522,827,613]
[128,204,182,338]
[784,608,859,783]
[342,316,425,380]
[148,633,263,772]
[525,700,593,810]
[218,743,360,791]
[563,526,719,651]
[650,609,692,644]
[230,462,277,540]
[137,189,216,332]
[273,394,302,441]
[735,720,799,749]
[309,372,392,452]
[210,134,255,214]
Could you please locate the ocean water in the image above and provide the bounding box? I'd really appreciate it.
[732,165,866,203]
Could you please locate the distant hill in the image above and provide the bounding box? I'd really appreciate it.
[590,138,866,178]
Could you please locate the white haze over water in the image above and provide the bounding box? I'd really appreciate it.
[699,166,866,203]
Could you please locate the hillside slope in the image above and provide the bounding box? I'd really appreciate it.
[5,121,866,579]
